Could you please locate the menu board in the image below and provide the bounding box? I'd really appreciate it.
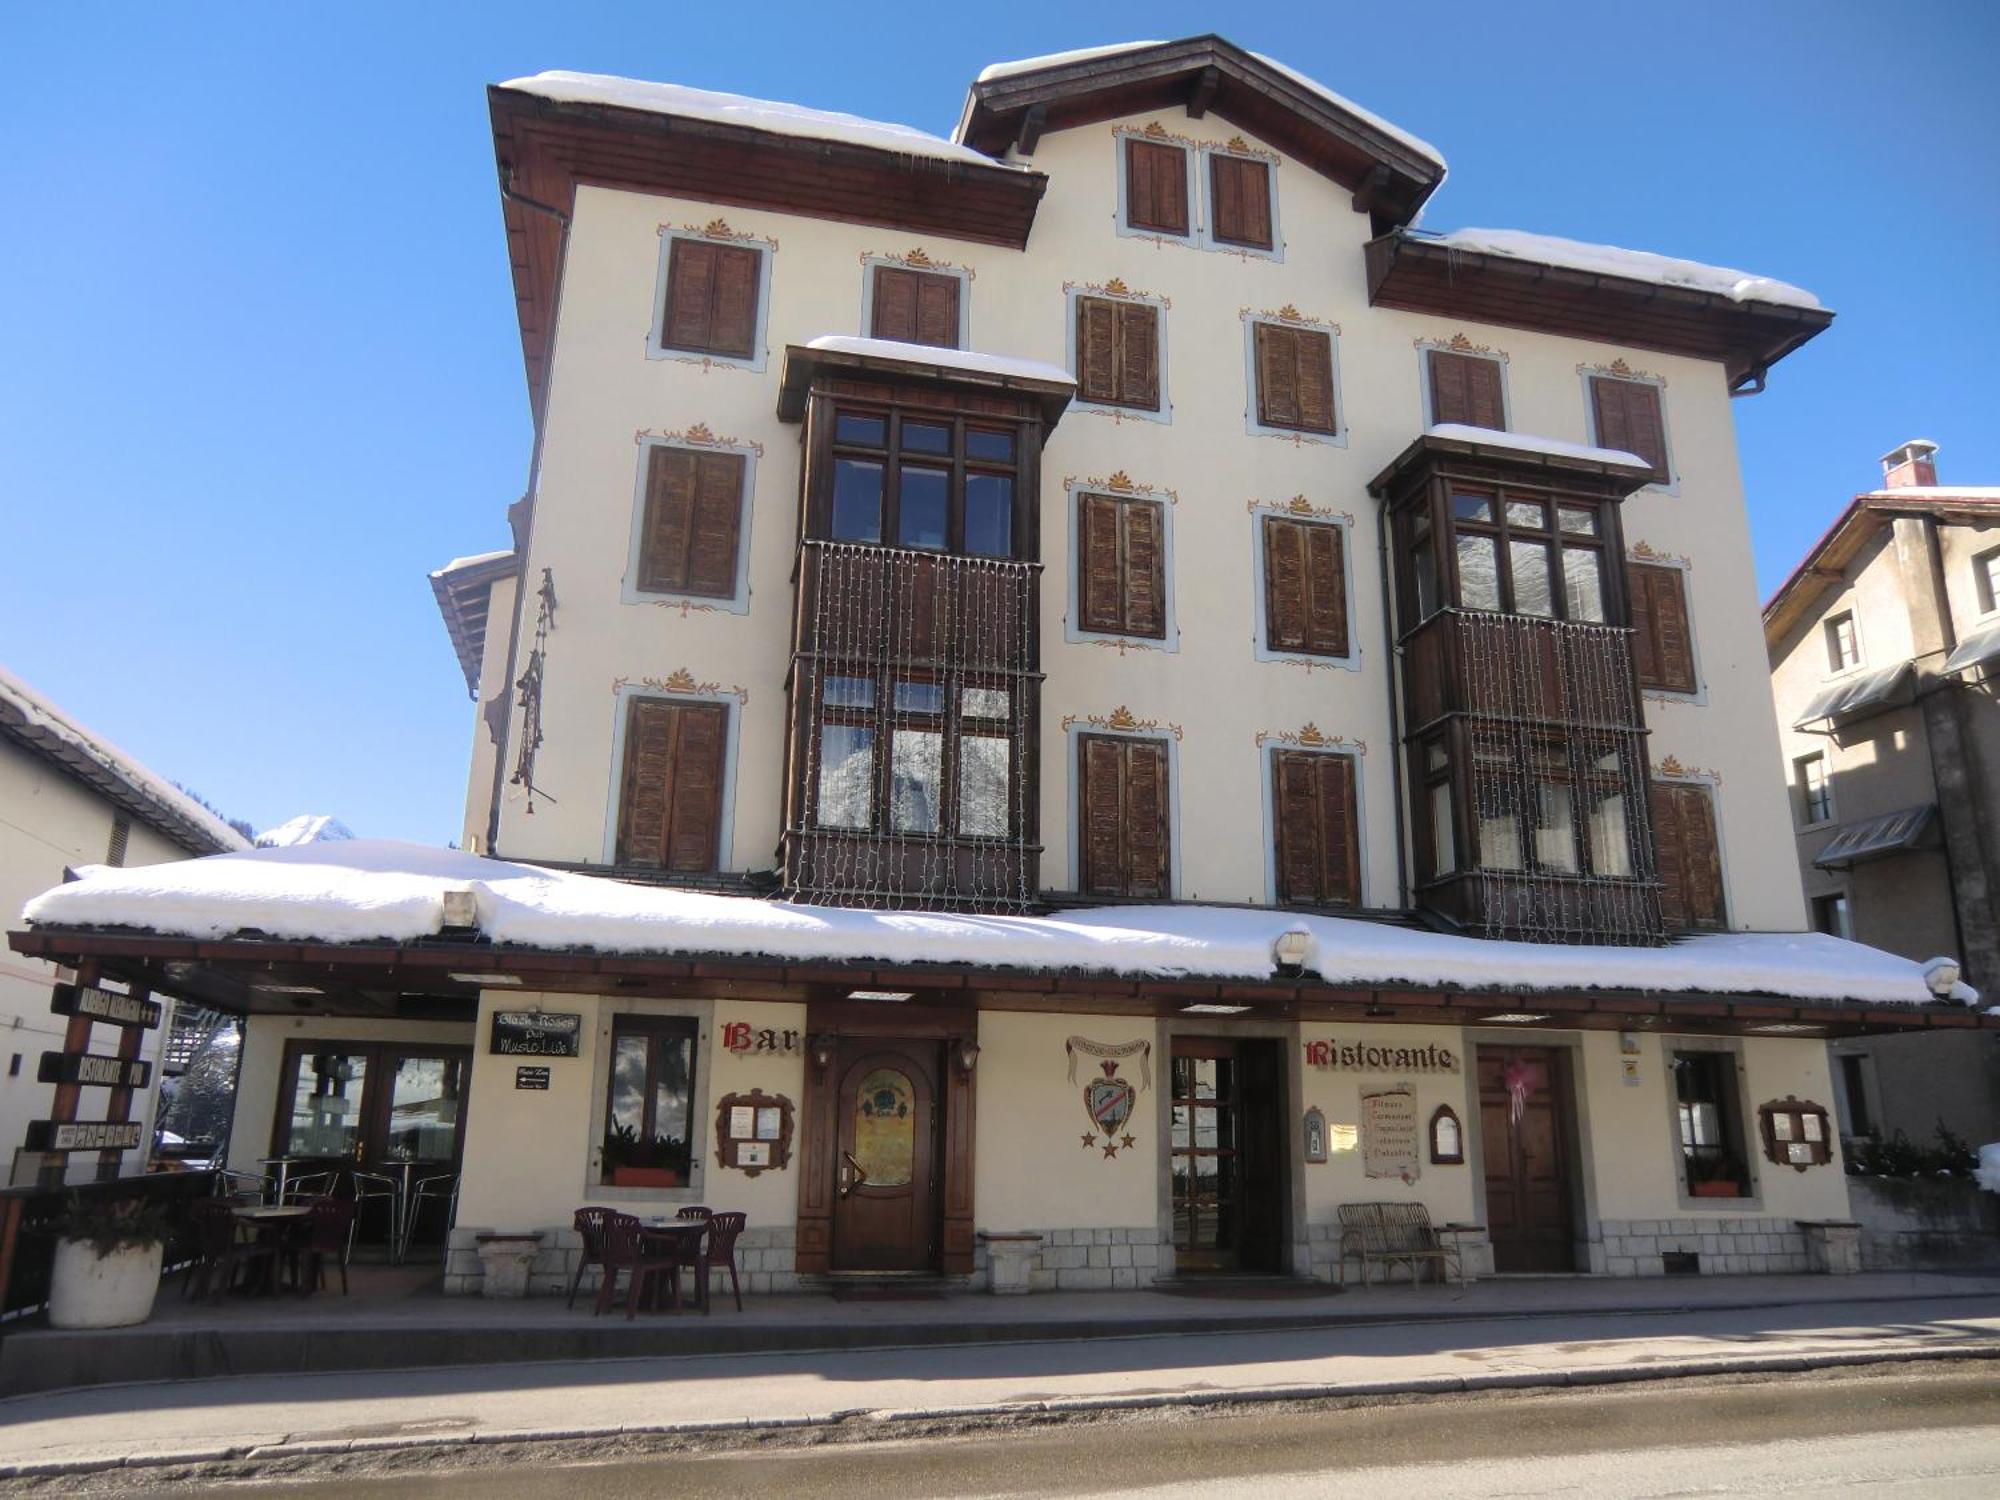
[1361,1087,1421,1184]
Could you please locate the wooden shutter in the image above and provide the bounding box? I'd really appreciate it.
[1119,301,1159,411]
[1210,154,1273,249]
[663,239,759,358]
[1078,493,1125,633]
[1649,780,1724,930]
[1125,139,1188,235]
[1428,350,1505,429]
[1076,296,1159,410]
[1078,493,1166,639]
[1627,562,1696,693]
[1255,323,1336,434]
[1591,377,1668,483]
[1077,296,1118,404]
[1079,734,1172,898]
[1121,498,1165,638]
[1273,751,1360,906]
[617,698,727,871]
[1263,517,1349,657]
[638,447,745,598]
[871,266,960,348]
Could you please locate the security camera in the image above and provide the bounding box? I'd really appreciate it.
[1922,956,1963,1001]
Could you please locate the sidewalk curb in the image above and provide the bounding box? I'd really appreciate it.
[4,1342,1996,1481]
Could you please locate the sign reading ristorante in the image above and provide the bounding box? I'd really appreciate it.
[37,1052,153,1089]
[1304,1039,1461,1074]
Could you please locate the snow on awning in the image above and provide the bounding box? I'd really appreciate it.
[15,840,1969,1011]
[1812,806,1939,870]
[1944,624,2000,677]
[1421,228,1823,312]
[1424,424,1649,471]
[1792,662,1916,730]
[780,338,1075,426]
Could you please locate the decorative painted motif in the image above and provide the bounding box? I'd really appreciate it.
[1628,539,1693,566]
[1256,723,1366,755]
[852,1068,915,1186]
[1066,1036,1151,1158]
[635,422,765,458]
[1245,494,1354,523]
[662,217,777,249]
[859,245,976,278]
[1061,705,1184,742]
[1062,277,1172,308]
[612,668,749,704]
[1244,304,1337,332]
[1578,356,1665,386]
[1654,754,1722,784]
[1415,331,1503,357]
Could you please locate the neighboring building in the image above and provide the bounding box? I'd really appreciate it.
[0,666,249,1181]
[15,38,1989,1289]
[1765,440,2000,1149]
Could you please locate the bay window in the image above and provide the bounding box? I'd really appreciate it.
[810,667,1017,843]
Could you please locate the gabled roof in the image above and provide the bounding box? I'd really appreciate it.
[954,36,1446,230]
[430,550,519,699]
[0,666,249,857]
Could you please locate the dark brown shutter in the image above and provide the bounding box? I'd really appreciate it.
[1079,734,1171,898]
[618,698,726,871]
[870,266,959,348]
[1273,751,1360,906]
[1650,780,1724,930]
[1123,737,1171,899]
[1304,521,1348,655]
[1591,377,1668,483]
[1628,562,1695,693]
[1263,517,1347,657]
[1078,493,1165,638]
[1077,296,1159,411]
[1122,497,1165,638]
[1210,154,1273,249]
[1429,350,1505,429]
[686,452,746,597]
[1079,734,1127,896]
[708,245,759,357]
[1077,492,1125,634]
[1077,296,1118,405]
[664,239,717,351]
[639,448,744,598]
[1255,324,1335,434]
[1125,139,1188,235]
[1118,301,1159,410]
[663,239,758,357]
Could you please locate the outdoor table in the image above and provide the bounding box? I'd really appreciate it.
[635,1220,708,1313]
[230,1204,312,1295]
[1437,1222,1486,1286]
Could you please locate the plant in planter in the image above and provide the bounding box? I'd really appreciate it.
[1688,1153,1748,1198]
[47,1193,174,1329]
[601,1123,690,1188]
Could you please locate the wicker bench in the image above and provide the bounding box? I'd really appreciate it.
[1336,1201,1459,1286]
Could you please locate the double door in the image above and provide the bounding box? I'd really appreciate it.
[1170,1038,1284,1272]
[1477,1044,1577,1272]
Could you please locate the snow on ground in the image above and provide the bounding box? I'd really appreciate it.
[254,814,355,849]
[20,841,1960,1009]
[498,72,1008,170]
[803,335,1075,388]
[1426,424,1648,469]
[1420,228,1823,311]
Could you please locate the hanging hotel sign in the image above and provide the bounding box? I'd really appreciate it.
[1304,1039,1459,1074]
[37,1052,152,1089]
[25,1120,145,1153]
[49,983,162,1030]
[489,1011,581,1057]
[1361,1087,1421,1184]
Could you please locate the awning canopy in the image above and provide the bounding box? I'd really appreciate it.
[1812,805,1940,870]
[1793,661,1915,730]
[1943,624,2000,677]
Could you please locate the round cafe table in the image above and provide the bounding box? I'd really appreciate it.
[635,1220,709,1314]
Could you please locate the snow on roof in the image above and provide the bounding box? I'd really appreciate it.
[0,666,249,856]
[1859,487,2000,501]
[430,549,514,579]
[803,335,1075,388]
[975,41,1169,83]
[19,840,1964,1010]
[1246,52,1444,169]
[255,814,356,849]
[498,72,1010,170]
[1426,424,1648,470]
[1421,228,1824,312]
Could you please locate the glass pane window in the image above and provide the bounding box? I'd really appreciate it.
[383,1056,464,1163]
[831,458,884,542]
[816,724,875,829]
[1452,492,1493,524]
[835,413,886,446]
[824,675,875,709]
[853,1068,915,1187]
[1457,534,1501,610]
[1511,539,1555,616]
[603,1018,696,1186]
[1476,779,1524,870]
[1796,753,1831,824]
[966,428,1015,463]
[1535,781,1579,873]
[1673,1051,1748,1194]
[1825,612,1859,672]
[893,680,944,714]
[897,466,949,550]
[822,407,1025,560]
[958,735,1009,836]
[1429,780,1457,875]
[284,1050,370,1159]
[963,473,1013,557]
[1562,547,1606,622]
[901,421,951,455]
[1413,537,1439,619]
[1558,506,1597,536]
[962,686,1010,719]
[1587,788,1633,877]
[1505,499,1546,531]
[889,728,943,832]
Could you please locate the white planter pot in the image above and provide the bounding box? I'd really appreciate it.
[48,1238,164,1329]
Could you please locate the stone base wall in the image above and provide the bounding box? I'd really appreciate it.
[1848,1177,2000,1270]
[444,1224,799,1297]
[970,1227,1167,1292]
[1589,1217,1810,1276]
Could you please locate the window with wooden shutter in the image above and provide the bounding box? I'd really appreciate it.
[1650,779,1725,930]
[1077,491,1167,639]
[1075,296,1161,411]
[1627,562,1696,693]
[1124,138,1189,236]
[1078,733,1171,898]
[1428,350,1506,429]
[1209,154,1273,250]
[661,238,761,359]
[637,446,746,598]
[1589,376,1669,484]
[1261,516,1349,657]
[1253,322,1336,434]
[870,265,961,348]
[616,697,728,872]
[1271,750,1360,906]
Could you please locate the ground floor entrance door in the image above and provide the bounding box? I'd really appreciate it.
[1170,1037,1285,1273]
[829,1038,943,1273]
[1476,1044,1578,1272]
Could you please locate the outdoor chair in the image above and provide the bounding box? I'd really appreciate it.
[594,1212,679,1320]
[215,1169,273,1205]
[345,1168,402,1261]
[702,1211,747,1313]
[675,1206,713,1221]
[292,1196,356,1295]
[397,1172,459,1261]
[567,1206,616,1310]
[1335,1201,1457,1287]
[281,1170,336,1204]
[185,1198,275,1301]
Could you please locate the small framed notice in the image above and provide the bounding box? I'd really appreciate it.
[756,1106,782,1141]
[515,1066,551,1091]
[729,1105,755,1140]
[713,1089,794,1178]
[738,1142,771,1168]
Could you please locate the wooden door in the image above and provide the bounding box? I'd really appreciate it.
[831,1040,942,1272]
[1477,1045,1576,1273]
[1170,1038,1284,1272]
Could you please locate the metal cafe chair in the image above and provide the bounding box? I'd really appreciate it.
[281,1170,337,1204]
[214,1169,274,1205]
[346,1168,403,1263]
[397,1172,460,1262]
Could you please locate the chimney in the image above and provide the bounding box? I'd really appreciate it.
[1880,438,1939,490]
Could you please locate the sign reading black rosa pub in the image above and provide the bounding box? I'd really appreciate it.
[490,1010,582,1057]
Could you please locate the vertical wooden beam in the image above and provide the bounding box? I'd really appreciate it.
[39,959,98,1188]
[95,985,149,1182]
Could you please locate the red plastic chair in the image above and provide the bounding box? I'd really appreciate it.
[703,1212,747,1313]
[185,1199,275,1301]
[567,1207,615,1310]
[594,1213,680,1319]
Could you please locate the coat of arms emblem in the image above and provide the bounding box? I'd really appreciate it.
[1067,1037,1150,1158]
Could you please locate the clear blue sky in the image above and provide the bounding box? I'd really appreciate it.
[4,2,1995,846]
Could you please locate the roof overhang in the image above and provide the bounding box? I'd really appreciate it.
[1366,230,1834,393]
[1765,492,2000,648]
[1367,428,1657,502]
[1811,805,1939,870]
[429,551,519,699]
[955,36,1445,231]
[489,84,1049,425]
[778,341,1076,427]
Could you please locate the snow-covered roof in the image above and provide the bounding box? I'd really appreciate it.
[1246,52,1443,170]
[1420,228,1823,312]
[1857,487,2000,501]
[975,41,1170,83]
[1425,424,1649,470]
[801,335,1075,388]
[0,666,248,857]
[498,72,1011,170]
[19,840,1968,1011]
[255,814,356,849]
[430,549,514,578]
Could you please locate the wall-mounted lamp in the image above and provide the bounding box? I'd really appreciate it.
[955,1038,981,1073]
[1272,926,1313,977]
[810,1033,837,1070]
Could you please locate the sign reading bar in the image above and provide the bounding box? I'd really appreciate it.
[515,1066,551,1091]
[490,1011,581,1057]
[25,1120,144,1153]
[1304,1039,1459,1074]
[37,1052,152,1090]
[50,983,162,1031]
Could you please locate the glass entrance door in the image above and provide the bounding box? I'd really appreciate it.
[1170,1038,1284,1272]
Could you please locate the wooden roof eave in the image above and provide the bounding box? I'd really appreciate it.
[0,721,237,858]
[1366,431,1656,501]
[777,343,1076,427]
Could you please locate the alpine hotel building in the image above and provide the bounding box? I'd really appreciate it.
[16,38,1993,1291]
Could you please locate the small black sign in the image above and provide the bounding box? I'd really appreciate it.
[38,1052,152,1089]
[515,1066,551,1091]
[25,1120,144,1152]
[50,983,162,1030]
[490,1010,581,1057]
